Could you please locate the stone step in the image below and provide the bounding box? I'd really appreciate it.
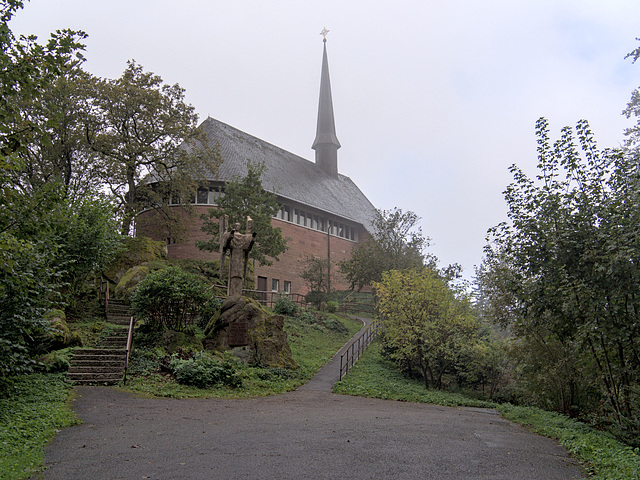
[108,319,133,326]
[71,359,125,367]
[67,365,123,376]
[75,348,126,355]
[109,298,129,307]
[67,372,123,384]
[103,337,128,344]
[105,331,129,338]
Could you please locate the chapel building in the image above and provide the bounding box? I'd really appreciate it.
[136,37,377,296]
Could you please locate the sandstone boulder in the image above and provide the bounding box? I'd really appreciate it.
[203,297,297,369]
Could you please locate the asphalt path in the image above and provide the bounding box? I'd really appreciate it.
[39,318,586,479]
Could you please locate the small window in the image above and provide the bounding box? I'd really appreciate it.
[208,190,220,205]
[284,281,291,294]
[272,279,279,292]
[196,188,209,204]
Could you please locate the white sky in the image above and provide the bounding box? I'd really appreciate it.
[10,0,640,280]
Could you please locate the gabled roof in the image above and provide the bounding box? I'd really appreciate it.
[199,117,377,231]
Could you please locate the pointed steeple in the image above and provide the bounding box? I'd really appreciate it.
[312,31,340,177]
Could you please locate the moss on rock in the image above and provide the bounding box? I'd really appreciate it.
[203,296,297,369]
[160,330,204,354]
[104,236,166,284]
[115,265,151,299]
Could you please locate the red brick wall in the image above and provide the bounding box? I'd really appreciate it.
[136,206,364,296]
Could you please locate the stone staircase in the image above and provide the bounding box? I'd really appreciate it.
[106,298,133,326]
[66,300,133,385]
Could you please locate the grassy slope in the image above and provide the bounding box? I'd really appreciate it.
[120,313,364,398]
[334,342,640,480]
[0,374,78,480]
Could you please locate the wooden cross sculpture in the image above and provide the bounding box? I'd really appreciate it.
[219,215,256,298]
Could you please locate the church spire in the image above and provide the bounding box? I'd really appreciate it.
[312,29,340,177]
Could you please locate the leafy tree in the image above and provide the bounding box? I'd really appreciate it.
[10,65,103,202]
[375,268,478,390]
[0,2,88,386]
[197,160,287,267]
[85,61,220,235]
[299,255,334,308]
[0,233,57,388]
[130,266,210,332]
[57,193,122,304]
[340,208,433,290]
[479,117,640,444]
[0,0,86,163]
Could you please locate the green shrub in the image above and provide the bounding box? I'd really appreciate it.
[168,351,242,388]
[35,348,75,373]
[127,348,165,376]
[274,296,298,316]
[292,310,348,333]
[197,297,224,330]
[323,315,348,334]
[326,301,339,313]
[295,310,317,325]
[130,266,210,331]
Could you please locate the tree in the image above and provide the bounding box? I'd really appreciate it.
[340,208,432,290]
[10,65,103,202]
[299,255,334,308]
[479,117,640,443]
[375,268,478,390]
[85,61,220,235]
[197,161,287,267]
[0,1,86,162]
[0,1,87,387]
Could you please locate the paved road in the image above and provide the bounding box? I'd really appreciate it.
[40,318,586,479]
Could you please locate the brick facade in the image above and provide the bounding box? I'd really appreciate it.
[136,205,365,296]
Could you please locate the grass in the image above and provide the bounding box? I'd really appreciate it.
[119,313,364,398]
[0,374,78,480]
[334,342,640,480]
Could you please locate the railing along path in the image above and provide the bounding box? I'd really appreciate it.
[339,320,380,381]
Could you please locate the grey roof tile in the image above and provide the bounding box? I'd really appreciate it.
[200,117,377,230]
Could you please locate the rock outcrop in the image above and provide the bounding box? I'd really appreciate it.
[203,297,297,369]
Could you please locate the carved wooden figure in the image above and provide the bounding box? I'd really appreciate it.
[219,216,256,297]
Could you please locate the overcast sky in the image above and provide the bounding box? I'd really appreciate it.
[10,0,640,280]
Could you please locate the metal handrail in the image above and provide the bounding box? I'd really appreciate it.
[122,315,135,385]
[209,284,309,308]
[339,320,381,381]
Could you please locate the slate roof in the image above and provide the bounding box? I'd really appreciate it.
[199,117,377,231]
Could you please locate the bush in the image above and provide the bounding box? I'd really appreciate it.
[168,351,242,388]
[292,310,348,334]
[127,347,166,376]
[197,297,224,330]
[326,301,339,313]
[130,266,210,331]
[274,296,298,316]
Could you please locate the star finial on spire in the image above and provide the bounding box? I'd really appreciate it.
[320,27,329,42]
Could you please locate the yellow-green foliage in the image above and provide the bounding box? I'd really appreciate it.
[43,310,69,346]
[374,268,478,389]
[104,236,166,281]
[115,265,150,299]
